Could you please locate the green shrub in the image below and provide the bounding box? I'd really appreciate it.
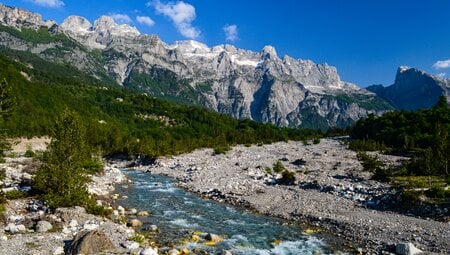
[273,161,285,173]
[24,149,36,158]
[213,145,231,155]
[4,190,28,200]
[313,138,320,144]
[427,185,447,199]
[86,202,113,216]
[280,170,296,185]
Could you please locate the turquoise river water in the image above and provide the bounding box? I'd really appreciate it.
[116,170,344,255]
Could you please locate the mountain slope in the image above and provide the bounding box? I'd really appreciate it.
[0,3,393,129]
[367,66,450,110]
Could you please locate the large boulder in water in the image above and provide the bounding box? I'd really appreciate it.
[67,230,114,255]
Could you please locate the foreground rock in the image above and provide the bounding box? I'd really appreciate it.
[143,138,450,253]
[67,230,115,255]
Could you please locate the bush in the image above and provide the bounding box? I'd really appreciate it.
[280,170,296,185]
[213,145,231,155]
[273,161,285,173]
[24,149,36,158]
[4,190,28,200]
[86,202,113,216]
[313,138,320,144]
[426,185,447,199]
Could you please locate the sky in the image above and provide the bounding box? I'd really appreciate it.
[2,0,450,87]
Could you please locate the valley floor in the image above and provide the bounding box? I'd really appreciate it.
[138,138,450,254]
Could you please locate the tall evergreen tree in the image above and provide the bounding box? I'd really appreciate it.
[33,109,99,208]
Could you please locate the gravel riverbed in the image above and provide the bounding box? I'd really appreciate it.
[137,138,450,254]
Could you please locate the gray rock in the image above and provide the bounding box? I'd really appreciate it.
[67,230,115,255]
[140,247,158,255]
[395,242,423,255]
[122,241,139,250]
[35,220,53,232]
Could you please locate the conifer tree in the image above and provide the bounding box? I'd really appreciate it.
[33,109,99,208]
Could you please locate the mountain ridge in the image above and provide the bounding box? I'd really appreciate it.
[367,66,450,110]
[0,3,394,129]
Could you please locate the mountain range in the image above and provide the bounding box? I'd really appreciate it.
[0,3,448,129]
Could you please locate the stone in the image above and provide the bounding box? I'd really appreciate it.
[52,247,64,255]
[128,219,143,228]
[395,242,423,255]
[82,223,99,231]
[137,211,150,216]
[127,208,138,215]
[0,235,7,241]
[67,230,114,255]
[140,247,158,255]
[69,219,78,228]
[122,241,140,250]
[168,249,179,255]
[35,220,53,232]
[221,251,232,255]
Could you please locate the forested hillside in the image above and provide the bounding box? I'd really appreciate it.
[0,47,320,158]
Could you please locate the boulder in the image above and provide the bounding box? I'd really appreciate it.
[128,219,143,228]
[205,233,222,242]
[140,247,158,255]
[137,211,150,216]
[67,230,114,255]
[35,220,53,232]
[5,223,26,234]
[396,242,423,255]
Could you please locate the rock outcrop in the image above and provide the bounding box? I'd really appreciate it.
[367,66,450,110]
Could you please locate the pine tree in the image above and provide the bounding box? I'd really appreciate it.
[33,109,99,208]
[0,78,15,162]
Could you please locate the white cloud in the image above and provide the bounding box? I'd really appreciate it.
[432,59,450,69]
[109,14,133,24]
[437,73,447,78]
[136,16,155,27]
[223,24,238,42]
[149,0,200,39]
[29,0,64,8]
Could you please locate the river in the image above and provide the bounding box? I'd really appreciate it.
[116,170,344,255]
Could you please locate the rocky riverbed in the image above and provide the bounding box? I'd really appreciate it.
[0,150,160,255]
[136,138,449,254]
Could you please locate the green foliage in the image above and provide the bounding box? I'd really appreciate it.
[271,161,296,185]
[312,138,320,144]
[273,161,285,173]
[349,139,387,151]
[4,190,28,200]
[334,93,394,111]
[213,145,231,155]
[32,110,97,209]
[86,203,113,216]
[351,97,450,178]
[280,170,296,185]
[357,152,389,181]
[24,145,36,158]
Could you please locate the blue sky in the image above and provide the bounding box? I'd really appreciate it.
[2,0,450,87]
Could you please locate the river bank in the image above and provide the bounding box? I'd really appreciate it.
[0,152,146,255]
[133,138,449,254]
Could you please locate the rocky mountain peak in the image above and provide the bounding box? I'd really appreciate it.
[60,15,92,35]
[0,3,55,30]
[261,45,278,59]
